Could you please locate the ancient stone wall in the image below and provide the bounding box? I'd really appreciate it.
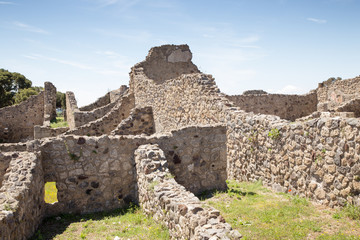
[38,125,227,215]
[110,85,128,103]
[34,126,69,139]
[74,101,118,128]
[65,93,135,136]
[65,91,80,130]
[130,45,360,207]
[111,107,155,136]
[43,82,57,125]
[0,92,44,143]
[79,92,110,112]
[0,152,44,240]
[317,76,360,116]
[226,91,317,121]
[135,144,241,240]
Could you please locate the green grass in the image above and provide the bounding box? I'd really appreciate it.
[45,182,58,204]
[204,180,360,240]
[30,204,169,240]
[50,117,68,128]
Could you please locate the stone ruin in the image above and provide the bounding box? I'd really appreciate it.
[0,44,360,239]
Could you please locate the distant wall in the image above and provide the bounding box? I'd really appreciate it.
[34,126,69,139]
[43,82,57,125]
[65,93,135,136]
[110,85,128,103]
[79,93,110,112]
[317,76,360,115]
[0,152,44,240]
[0,92,44,143]
[65,91,80,130]
[40,125,227,215]
[226,92,317,121]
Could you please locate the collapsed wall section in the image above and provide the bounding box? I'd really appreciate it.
[79,92,110,112]
[135,144,241,240]
[226,91,317,121]
[0,152,44,240]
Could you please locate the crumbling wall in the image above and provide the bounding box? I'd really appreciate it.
[79,92,110,112]
[34,126,69,139]
[317,76,360,115]
[130,44,360,207]
[0,92,44,143]
[111,107,155,136]
[135,144,241,240]
[65,91,79,130]
[43,82,57,125]
[226,91,317,121]
[110,85,128,103]
[39,125,227,215]
[0,152,44,240]
[65,93,135,136]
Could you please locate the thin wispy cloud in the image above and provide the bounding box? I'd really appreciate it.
[27,54,92,70]
[0,1,15,5]
[13,21,49,34]
[307,17,327,24]
[93,29,152,42]
[268,85,304,94]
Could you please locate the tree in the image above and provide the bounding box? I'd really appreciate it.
[0,69,32,107]
[56,91,66,109]
[13,87,44,104]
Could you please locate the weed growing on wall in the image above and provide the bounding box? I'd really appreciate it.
[268,128,281,140]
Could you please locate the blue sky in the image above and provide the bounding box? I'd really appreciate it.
[1,0,359,106]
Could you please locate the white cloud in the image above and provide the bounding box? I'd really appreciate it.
[267,85,304,94]
[307,18,327,24]
[13,21,49,34]
[28,54,92,70]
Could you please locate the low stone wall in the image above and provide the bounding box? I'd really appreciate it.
[65,93,135,136]
[0,152,44,240]
[135,144,241,240]
[111,107,155,136]
[39,125,227,215]
[79,92,110,112]
[226,92,317,121]
[226,109,360,207]
[34,126,69,139]
[317,76,360,115]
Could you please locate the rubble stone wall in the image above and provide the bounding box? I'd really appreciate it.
[73,101,118,128]
[43,82,57,125]
[65,93,135,136]
[0,152,44,240]
[317,76,360,114]
[79,92,110,112]
[39,125,227,215]
[0,92,44,143]
[65,91,79,130]
[135,144,241,240]
[111,107,155,136]
[130,45,360,207]
[226,92,317,121]
[34,126,69,139]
